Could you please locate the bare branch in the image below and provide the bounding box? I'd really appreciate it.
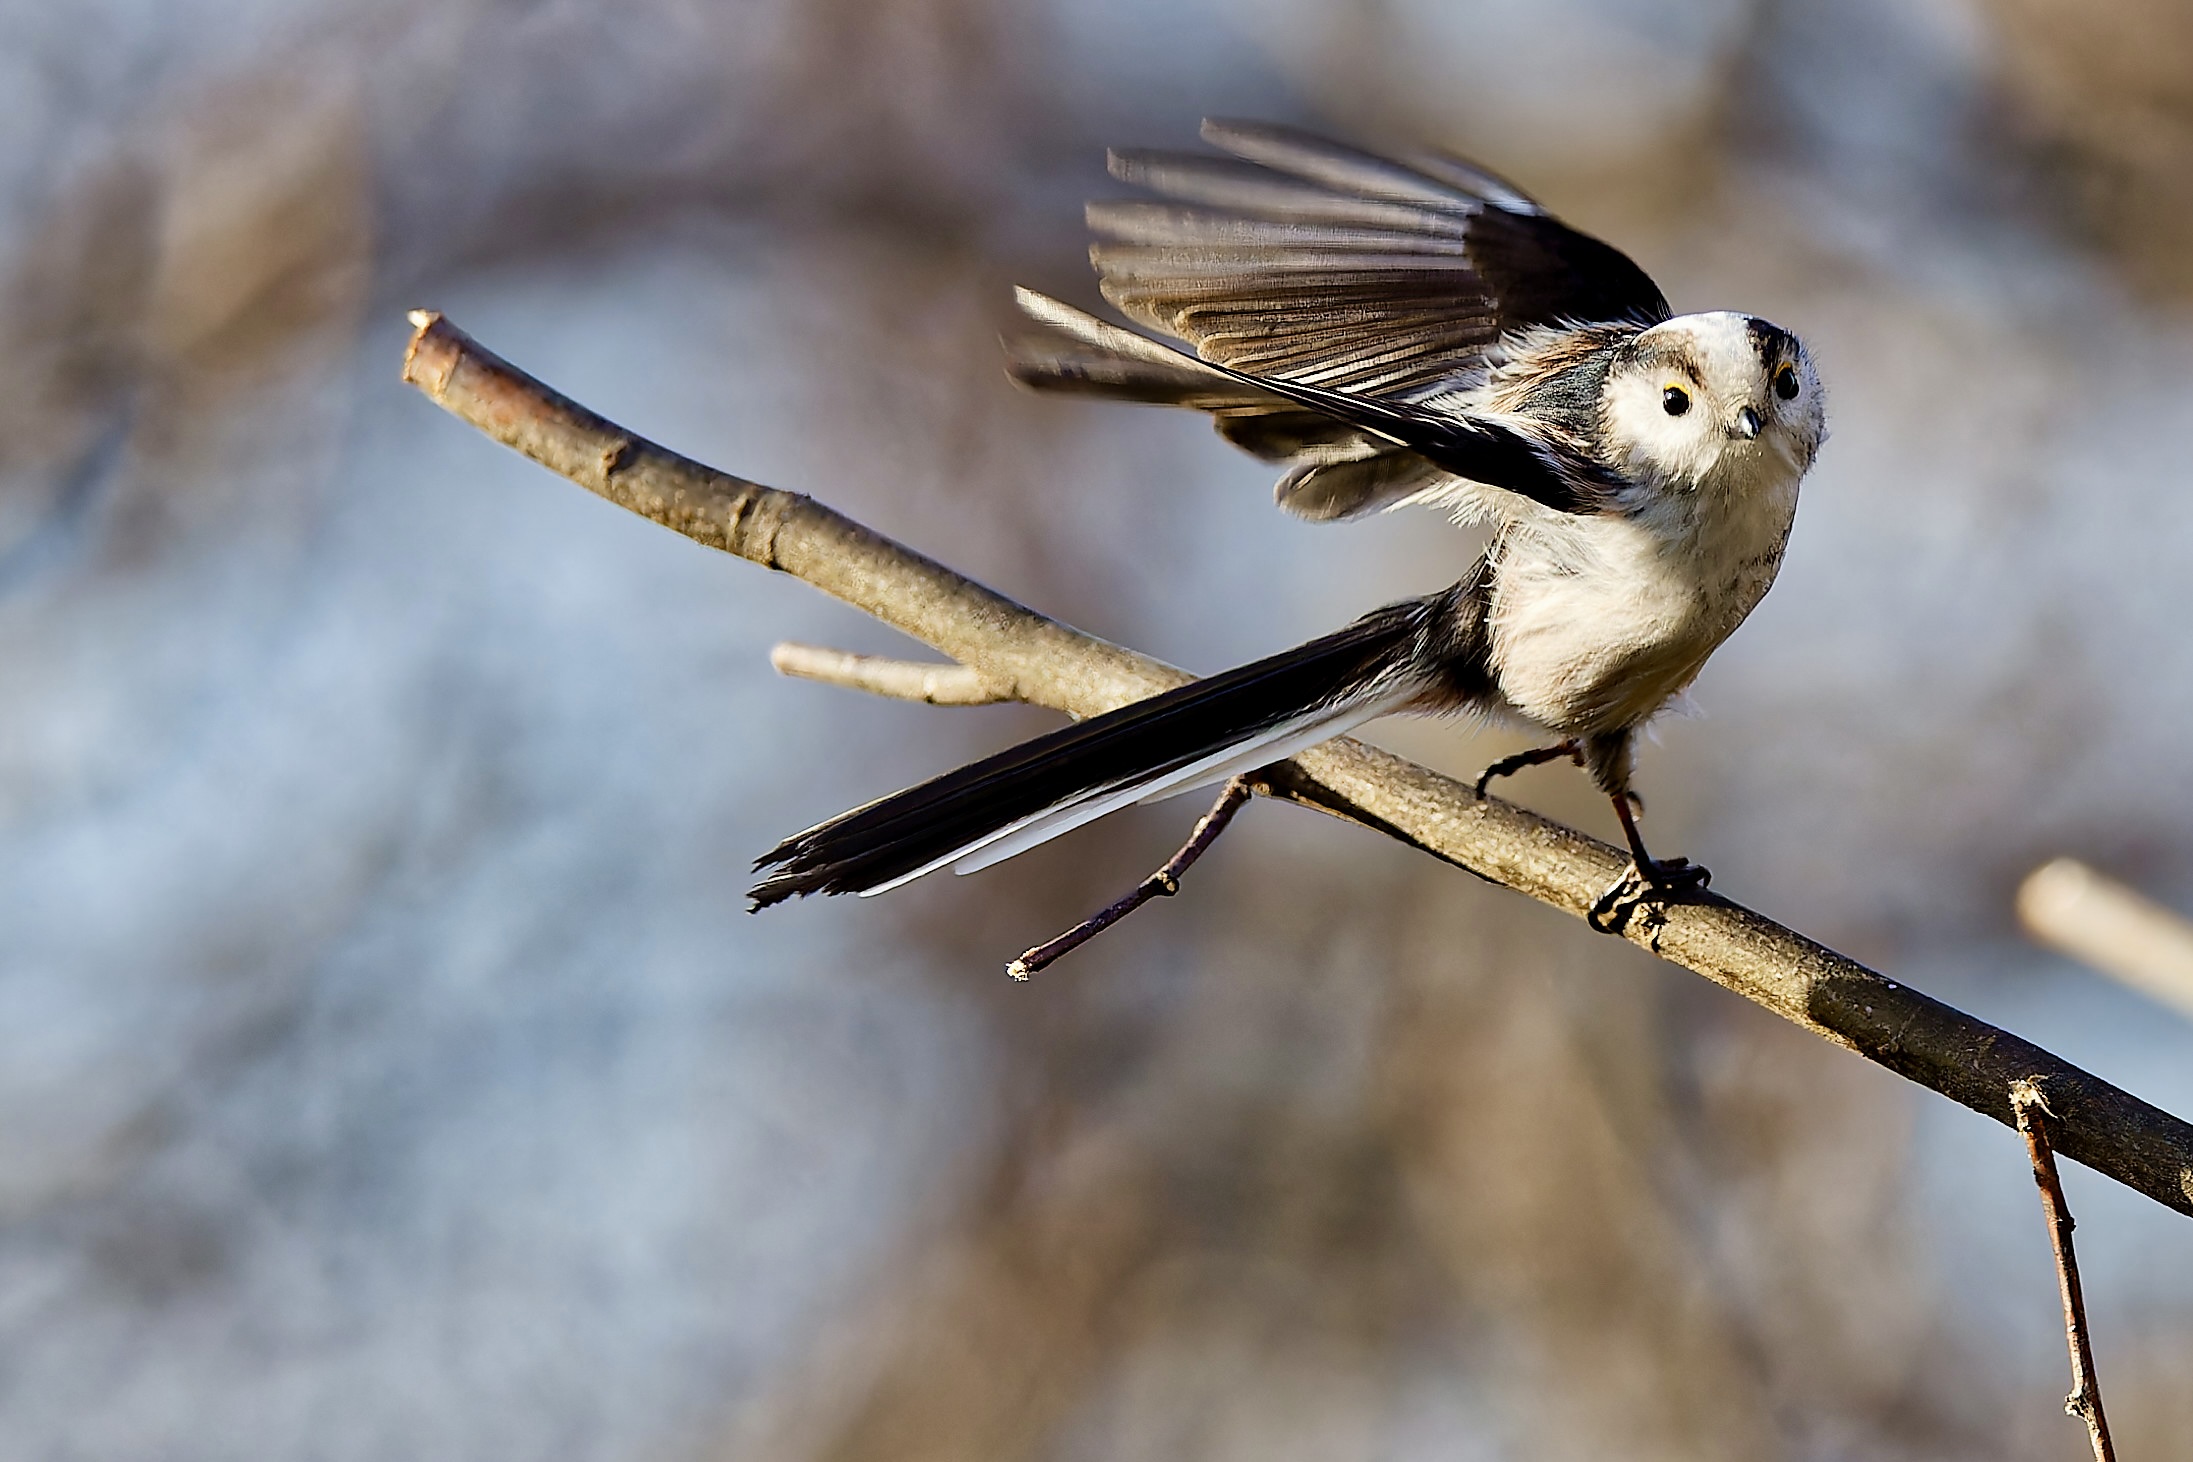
[400,309,2193,1222]
[771,641,1012,706]
[2012,1080,2118,1462]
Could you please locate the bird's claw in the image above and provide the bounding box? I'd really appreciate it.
[1587,857,1710,934]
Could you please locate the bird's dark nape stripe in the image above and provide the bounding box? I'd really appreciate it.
[748,596,1441,907]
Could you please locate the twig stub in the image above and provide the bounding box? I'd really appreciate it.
[770,642,1012,707]
[2019,857,2193,1021]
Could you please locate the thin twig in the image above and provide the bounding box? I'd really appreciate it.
[2012,1080,2117,1462]
[1006,776,1257,981]
[398,309,2193,1222]
[771,642,1011,706]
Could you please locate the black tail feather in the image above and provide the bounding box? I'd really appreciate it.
[749,596,1444,908]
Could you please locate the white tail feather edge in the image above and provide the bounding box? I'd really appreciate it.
[1012,288,1247,385]
[853,688,1412,898]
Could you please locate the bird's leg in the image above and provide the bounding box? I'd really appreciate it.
[1472,739,1583,796]
[1007,776,1257,980]
[1588,789,1710,934]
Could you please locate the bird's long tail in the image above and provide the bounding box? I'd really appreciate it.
[750,590,1472,908]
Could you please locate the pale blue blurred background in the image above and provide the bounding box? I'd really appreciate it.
[2,1,2191,1457]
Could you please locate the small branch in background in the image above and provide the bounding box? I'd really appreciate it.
[2019,857,2193,1021]
[399,309,2193,1222]
[771,641,1012,706]
[1007,776,1257,980]
[2011,1080,2118,1462]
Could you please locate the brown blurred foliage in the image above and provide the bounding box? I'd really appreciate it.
[1986,0,2193,293]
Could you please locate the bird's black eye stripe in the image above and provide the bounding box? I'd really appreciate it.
[1774,364,1800,400]
[1662,385,1690,416]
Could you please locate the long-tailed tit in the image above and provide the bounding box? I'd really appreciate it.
[752,119,1826,931]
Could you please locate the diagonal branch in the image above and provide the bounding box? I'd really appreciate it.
[399,309,2193,1223]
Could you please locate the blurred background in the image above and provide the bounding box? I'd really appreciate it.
[3,0,2193,1457]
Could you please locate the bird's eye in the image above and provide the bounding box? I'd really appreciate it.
[1774,364,1800,400]
[1661,385,1691,417]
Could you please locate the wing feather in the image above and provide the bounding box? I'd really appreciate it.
[1196,118,1501,207]
[1085,118,1666,400]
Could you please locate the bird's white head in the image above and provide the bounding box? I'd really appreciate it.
[1600,311,1825,490]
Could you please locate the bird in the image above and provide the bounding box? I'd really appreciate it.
[750,117,1826,934]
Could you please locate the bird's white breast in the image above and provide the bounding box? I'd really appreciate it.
[1487,447,1802,735]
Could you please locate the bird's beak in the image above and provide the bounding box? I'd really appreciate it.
[1731,406,1761,441]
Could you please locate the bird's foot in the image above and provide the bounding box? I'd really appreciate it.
[1588,856,1710,935]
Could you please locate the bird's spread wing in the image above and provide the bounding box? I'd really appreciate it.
[1005,119,1662,521]
[1010,288,1621,517]
[1092,118,1670,399]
